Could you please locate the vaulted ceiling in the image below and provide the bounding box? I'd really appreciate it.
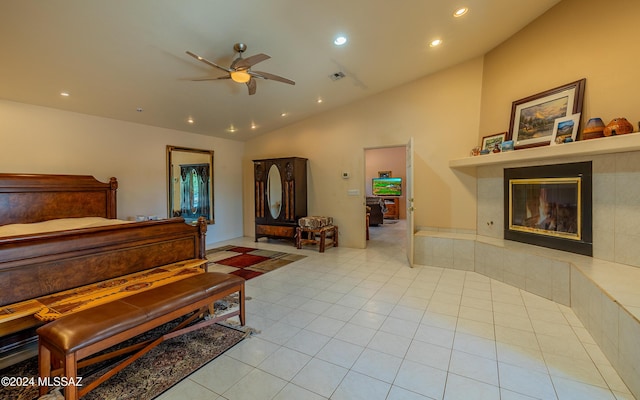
[0,0,560,141]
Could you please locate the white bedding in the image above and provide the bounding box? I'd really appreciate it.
[0,217,134,237]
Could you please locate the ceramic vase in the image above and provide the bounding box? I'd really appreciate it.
[581,117,605,140]
[603,118,634,136]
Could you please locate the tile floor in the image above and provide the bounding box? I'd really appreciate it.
[158,221,635,400]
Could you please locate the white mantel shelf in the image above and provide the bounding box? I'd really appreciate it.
[450,131,640,169]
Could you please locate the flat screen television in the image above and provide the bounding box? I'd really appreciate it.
[372,177,402,196]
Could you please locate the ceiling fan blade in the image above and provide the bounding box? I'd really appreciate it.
[191,76,231,81]
[246,78,257,95]
[251,71,295,85]
[234,53,270,69]
[186,51,231,73]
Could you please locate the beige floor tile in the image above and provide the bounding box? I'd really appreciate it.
[181,230,630,400]
[444,373,500,400]
[222,368,288,400]
[449,350,499,386]
[290,358,348,398]
[315,338,364,368]
[394,359,448,399]
[331,370,391,400]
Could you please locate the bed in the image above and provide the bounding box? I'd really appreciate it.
[0,173,208,365]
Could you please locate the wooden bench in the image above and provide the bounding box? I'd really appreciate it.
[296,225,338,252]
[36,272,245,400]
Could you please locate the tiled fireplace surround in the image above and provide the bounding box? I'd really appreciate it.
[415,135,640,398]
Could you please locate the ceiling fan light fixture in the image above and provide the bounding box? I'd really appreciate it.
[187,43,294,95]
[230,70,251,83]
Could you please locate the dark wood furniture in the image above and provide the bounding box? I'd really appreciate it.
[0,173,118,225]
[296,225,338,253]
[382,197,400,219]
[366,213,370,240]
[366,197,385,226]
[37,272,244,400]
[0,174,207,366]
[253,157,307,243]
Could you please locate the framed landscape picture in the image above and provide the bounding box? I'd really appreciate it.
[509,79,586,149]
[551,113,581,145]
[481,132,507,152]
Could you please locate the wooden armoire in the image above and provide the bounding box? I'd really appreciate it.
[253,157,307,242]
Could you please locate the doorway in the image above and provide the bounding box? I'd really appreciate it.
[364,146,407,250]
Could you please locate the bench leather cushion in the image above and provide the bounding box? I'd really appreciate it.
[36,272,244,353]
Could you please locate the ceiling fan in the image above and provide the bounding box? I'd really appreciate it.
[186,43,295,95]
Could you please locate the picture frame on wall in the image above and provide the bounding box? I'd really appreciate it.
[481,132,507,152]
[551,113,581,145]
[509,79,586,149]
[378,171,391,178]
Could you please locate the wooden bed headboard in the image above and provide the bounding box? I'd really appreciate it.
[0,174,118,225]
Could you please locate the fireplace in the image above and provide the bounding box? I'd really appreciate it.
[504,161,592,256]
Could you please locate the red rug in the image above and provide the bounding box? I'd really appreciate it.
[206,246,306,280]
[217,253,270,268]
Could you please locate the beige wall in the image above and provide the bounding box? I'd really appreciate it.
[0,99,245,245]
[365,147,406,219]
[244,57,484,248]
[479,0,640,138]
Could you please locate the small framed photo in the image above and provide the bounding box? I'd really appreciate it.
[551,113,581,145]
[481,132,507,152]
[501,140,514,152]
[378,171,391,178]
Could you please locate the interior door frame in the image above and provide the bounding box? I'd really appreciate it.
[405,137,415,267]
[363,142,415,265]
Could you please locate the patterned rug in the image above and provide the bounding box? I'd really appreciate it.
[0,321,247,400]
[206,245,306,280]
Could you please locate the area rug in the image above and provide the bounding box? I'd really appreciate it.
[0,322,247,400]
[206,245,306,280]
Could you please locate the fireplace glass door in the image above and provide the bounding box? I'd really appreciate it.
[509,177,581,240]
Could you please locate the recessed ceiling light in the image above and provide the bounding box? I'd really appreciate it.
[454,7,468,17]
[136,107,143,112]
[60,91,70,97]
[430,39,443,47]
[281,112,287,117]
[334,36,347,46]
[228,126,237,133]
[317,98,323,104]
[187,117,194,124]
[251,123,257,129]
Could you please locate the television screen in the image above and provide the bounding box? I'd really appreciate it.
[372,177,402,196]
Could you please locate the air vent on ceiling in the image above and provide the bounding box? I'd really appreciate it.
[329,71,346,81]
